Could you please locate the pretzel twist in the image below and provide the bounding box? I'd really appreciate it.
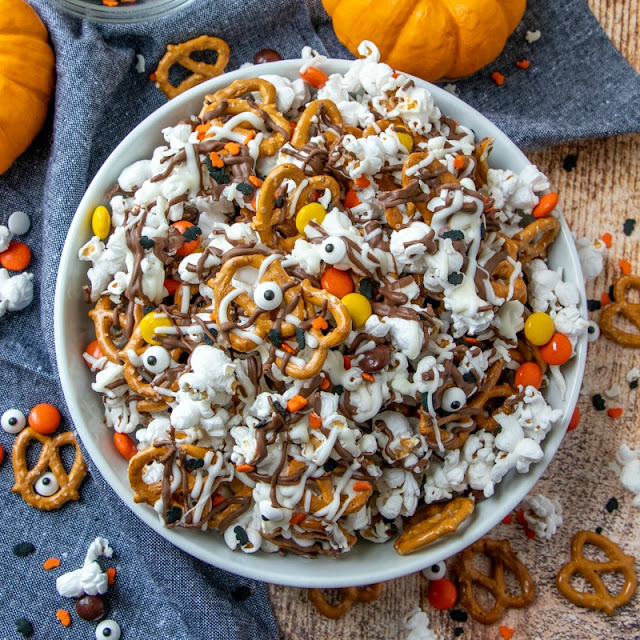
[308,584,385,619]
[599,274,640,347]
[11,428,87,510]
[513,217,560,263]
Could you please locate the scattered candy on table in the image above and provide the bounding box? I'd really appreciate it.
[2,407,26,433]
[427,578,458,610]
[0,240,31,271]
[28,403,61,435]
[96,619,121,640]
[253,48,282,64]
[8,210,31,235]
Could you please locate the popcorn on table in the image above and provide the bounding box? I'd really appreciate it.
[78,42,587,557]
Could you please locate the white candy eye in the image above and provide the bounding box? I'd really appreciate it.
[422,561,446,580]
[1,408,26,434]
[143,346,172,374]
[254,281,283,310]
[320,236,347,264]
[441,387,466,412]
[587,320,600,342]
[96,620,121,640]
[35,472,60,497]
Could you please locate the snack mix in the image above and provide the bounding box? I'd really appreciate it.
[79,42,587,557]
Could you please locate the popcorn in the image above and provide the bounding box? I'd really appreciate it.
[616,445,640,507]
[521,493,563,539]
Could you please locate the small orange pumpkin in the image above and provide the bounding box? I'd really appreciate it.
[0,0,55,175]
[322,0,526,82]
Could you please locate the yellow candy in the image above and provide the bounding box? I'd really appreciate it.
[296,203,327,235]
[397,132,414,153]
[524,312,555,346]
[91,205,111,240]
[341,292,372,328]
[139,312,172,346]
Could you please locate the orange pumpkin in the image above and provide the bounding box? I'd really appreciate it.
[0,0,55,175]
[322,0,526,82]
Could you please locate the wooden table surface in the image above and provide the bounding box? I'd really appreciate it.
[269,1,640,637]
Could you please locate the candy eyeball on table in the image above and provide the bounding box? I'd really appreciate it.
[8,211,31,236]
[422,560,447,581]
[34,471,60,496]
[96,620,121,640]
[78,43,586,559]
[1,408,26,433]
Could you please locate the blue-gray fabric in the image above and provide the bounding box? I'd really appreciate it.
[0,0,638,637]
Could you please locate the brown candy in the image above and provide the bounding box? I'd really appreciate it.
[359,344,392,372]
[75,595,106,621]
[254,49,282,64]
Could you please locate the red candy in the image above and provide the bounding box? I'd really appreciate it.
[427,578,458,610]
[567,407,580,431]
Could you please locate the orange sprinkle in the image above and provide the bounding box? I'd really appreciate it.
[209,151,224,168]
[288,121,297,135]
[243,130,256,145]
[620,259,632,275]
[499,626,515,640]
[249,175,263,188]
[287,395,308,412]
[355,176,370,188]
[56,610,71,627]
[320,376,331,390]
[607,408,623,418]
[516,59,531,69]
[601,232,613,248]
[224,142,241,156]
[236,464,255,473]
[106,567,116,586]
[281,342,295,354]
[209,312,217,322]
[343,355,353,370]
[309,412,323,429]
[344,188,361,209]
[453,155,466,171]
[44,557,61,570]
[195,124,210,141]
[502,514,513,524]
[290,513,306,525]
[312,316,328,330]
[102,0,118,5]
[149,72,157,83]
[212,494,226,507]
[601,292,611,306]
[353,481,372,492]
[464,336,481,345]
[391,72,400,78]
[362,373,375,383]
[491,71,505,86]
[300,66,329,89]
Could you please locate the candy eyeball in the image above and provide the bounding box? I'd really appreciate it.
[254,281,283,310]
[320,236,347,265]
[422,560,446,580]
[587,320,600,343]
[143,346,172,374]
[1,408,26,434]
[441,387,466,413]
[35,472,60,497]
[96,620,121,640]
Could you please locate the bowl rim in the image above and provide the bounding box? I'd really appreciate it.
[54,57,587,587]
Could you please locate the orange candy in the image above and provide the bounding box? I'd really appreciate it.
[300,66,329,88]
[286,395,308,412]
[106,567,116,585]
[453,155,466,171]
[320,267,354,298]
[601,232,612,248]
[0,241,31,271]
[514,362,542,389]
[352,481,372,491]
[354,176,370,188]
[619,259,632,275]
[567,407,581,431]
[427,578,458,609]
[539,332,572,365]
[309,413,323,429]
[113,432,138,460]
[29,404,61,435]
[236,463,255,473]
[491,71,505,86]
[56,609,71,627]
[43,557,61,570]
[84,340,104,362]
[344,188,361,209]
[532,193,559,218]
[290,513,306,525]
[172,220,200,256]
[607,408,623,419]
[499,626,515,640]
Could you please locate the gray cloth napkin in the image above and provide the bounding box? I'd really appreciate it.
[0,0,638,638]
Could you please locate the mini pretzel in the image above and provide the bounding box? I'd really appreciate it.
[454,537,536,624]
[473,137,494,187]
[556,530,637,615]
[394,497,474,555]
[252,163,340,249]
[292,99,344,148]
[210,253,306,353]
[11,428,87,511]
[513,217,560,263]
[201,78,277,109]
[306,476,372,518]
[155,36,230,99]
[89,296,141,363]
[599,274,640,347]
[308,583,385,619]
[274,280,351,379]
[489,235,527,304]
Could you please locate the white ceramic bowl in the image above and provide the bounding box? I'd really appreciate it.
[54,59,587,588]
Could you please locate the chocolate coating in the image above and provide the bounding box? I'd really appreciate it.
[359,345,392,373]
[254,49,282,65]
[75,595,106,621]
